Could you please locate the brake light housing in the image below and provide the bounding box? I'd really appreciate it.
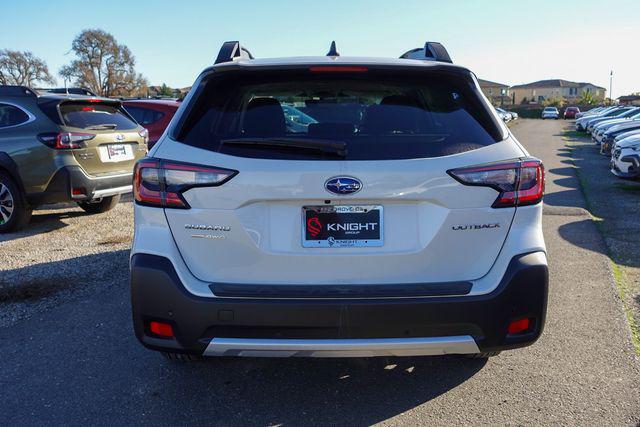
[448,158,544,208]
[133,158,238,209]
[38,132,96,149]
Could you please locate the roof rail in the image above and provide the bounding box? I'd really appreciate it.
[400,42,453,63]
[0,85,38,97]
[214,41,254,65]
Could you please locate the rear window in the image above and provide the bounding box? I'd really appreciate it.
[59,102,138,130]
[174,69,504,160]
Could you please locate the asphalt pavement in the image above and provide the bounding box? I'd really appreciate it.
[0,119,638,425]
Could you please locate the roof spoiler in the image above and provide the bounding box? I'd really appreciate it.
[215,41,255,65]
[0,85,38,97]
[35,87,97,96]
[400,42,453,63]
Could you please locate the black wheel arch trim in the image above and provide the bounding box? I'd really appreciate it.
[0,152,27,198]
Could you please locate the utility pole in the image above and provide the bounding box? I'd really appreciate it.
[609,70,613,105]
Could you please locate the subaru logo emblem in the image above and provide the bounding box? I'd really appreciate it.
[115,134,125,142]
[325,176,362,195]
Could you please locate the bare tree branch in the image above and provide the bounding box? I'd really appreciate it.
[0,49,56,86]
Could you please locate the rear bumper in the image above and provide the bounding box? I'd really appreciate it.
[131,251,549,357]
[27,166,132,205]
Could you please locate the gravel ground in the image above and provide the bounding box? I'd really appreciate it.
[562,127,640,350]
[0,196,133,327]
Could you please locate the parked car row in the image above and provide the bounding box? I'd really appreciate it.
[539,106,581,120]
[574,106,640,179]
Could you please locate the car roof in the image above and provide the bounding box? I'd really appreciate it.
[205,55,471,74]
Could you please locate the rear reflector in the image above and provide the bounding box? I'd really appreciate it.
[448,158,544,208]
[507,318,531,335]
[149,321,174,338]
[133,158,238,209]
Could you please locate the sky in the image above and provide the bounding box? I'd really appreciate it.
[2,0,639,98]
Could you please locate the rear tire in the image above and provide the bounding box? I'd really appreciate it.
[162,352,203,362]
[77,194,121,214]
[0,171,32,233]
[466,351,501,359]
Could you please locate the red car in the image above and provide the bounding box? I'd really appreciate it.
[123,99,180,149]
[563,106,580,119]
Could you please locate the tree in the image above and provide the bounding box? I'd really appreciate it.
[0,49,55,87]
[159,83,173,97]
[542,97,565,108]
[60,29,148,97]
[579,91,596,105]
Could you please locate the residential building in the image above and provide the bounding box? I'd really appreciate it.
[478,79,511,106]
[617,95,640,106]
[510,79,606,105]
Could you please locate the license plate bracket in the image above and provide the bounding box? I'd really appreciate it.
[302,205,383,248]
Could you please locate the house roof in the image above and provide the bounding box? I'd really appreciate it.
[477,79,508,88]
[511,79,605,90]
[617,95,640,101]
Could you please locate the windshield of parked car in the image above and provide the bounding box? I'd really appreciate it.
[544,107,557,112]
[174,70,503,160]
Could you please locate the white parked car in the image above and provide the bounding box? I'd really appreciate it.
[592,109,640,144]
[611,134,640,179]
[541,107,559,119]
[575,107,604,119]
[130,41,548,361]
[495,107,511,122]
[575,106,620,131]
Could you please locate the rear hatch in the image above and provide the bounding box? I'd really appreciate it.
[153,65,528,285]
[51,99,147,176]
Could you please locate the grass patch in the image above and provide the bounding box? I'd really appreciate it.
[611,263,640,355]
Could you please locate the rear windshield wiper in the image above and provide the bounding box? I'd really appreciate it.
[220,137,348,157]
[86,124,118,130]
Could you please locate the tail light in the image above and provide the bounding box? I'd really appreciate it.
[38,132,95,149]
[448,158,544,208]
[133,158,238,209]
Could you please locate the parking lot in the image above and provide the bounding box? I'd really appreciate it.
[0,119,638,425]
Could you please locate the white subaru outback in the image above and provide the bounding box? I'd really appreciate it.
[130,41,548,361]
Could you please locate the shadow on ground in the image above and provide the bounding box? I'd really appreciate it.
[0,196,134,243]
[553,127,640,269]
[0,250,129,302]
[0,249,488,425]
[147,354,487,425]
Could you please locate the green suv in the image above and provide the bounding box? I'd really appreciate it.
[0,86,148,232]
